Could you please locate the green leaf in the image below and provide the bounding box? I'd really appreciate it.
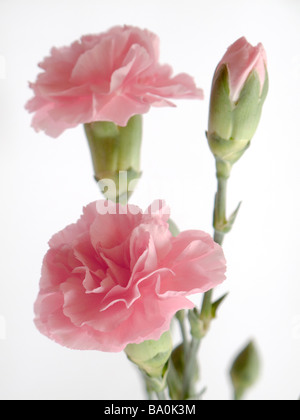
[211,293,229,319]
[222,201,242,234]
[214,199,242,234]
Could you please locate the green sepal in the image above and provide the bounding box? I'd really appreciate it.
[232,69,266,141]
[125,331,173,393]
[84,115,143,202]
[208,64,233,141]
[97,168,142,204]
[168,218,180,237]
[208,133,250,168]
[142,360,170,394]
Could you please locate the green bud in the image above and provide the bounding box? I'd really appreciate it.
[167,344,186,400]
[125,331,173,392]
[167,343,199,400]
[84,115,142,203]
[230,341,261,400]
[207,64,268,170]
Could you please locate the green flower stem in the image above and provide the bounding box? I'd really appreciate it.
[176,310,189,359]
[181,338,201,399]
[147,390,155,400]
[156,390,167,400]
[214,230,225,247]
[213,175,228,246]
[201,174,228,316]
[234,389,243,401]
[180,171,230,400]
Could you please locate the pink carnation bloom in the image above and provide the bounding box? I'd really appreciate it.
[215,36,267,102]
[26,25,204,138]
[34,200,226,352]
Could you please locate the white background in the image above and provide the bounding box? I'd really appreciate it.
[0,0,299,401]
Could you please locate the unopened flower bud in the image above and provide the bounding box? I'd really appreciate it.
[230,341,260,400]
[207,37,268,178]
[167,343,199,400]
[125,331,173,392]
[84,114,142,203]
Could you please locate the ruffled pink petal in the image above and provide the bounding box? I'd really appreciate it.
[35,307,110,351]
[112,290,194,347]
[72,232,106,274]
[49,202,98,248]
[61,277,132,333]
[138,71,204,100]
[34,291,64,325]
[39,247,78,289]
[26,25,203,136]
[34,200,226,352]
[34,42,85,92]
[110,44,152,92]
[71,37,116,87]
[89,203,142,252]
[91,92,151,127]
[159,230,226,295]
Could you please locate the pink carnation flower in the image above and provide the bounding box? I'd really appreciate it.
[34,200,226,352]
[26,25,204,138]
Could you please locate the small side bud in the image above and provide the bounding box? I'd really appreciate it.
[230,340,260,400]
[167,343,199,400]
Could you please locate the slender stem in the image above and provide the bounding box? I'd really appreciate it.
[147,391,155,400]
[234,389,243,401]
[177,311,189,359]
[214,230,225,246]
[180,174,230,400]
[213,176,228,246]
[156,390,167,400]
[200,175,228,321]
[181,338,201,399]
